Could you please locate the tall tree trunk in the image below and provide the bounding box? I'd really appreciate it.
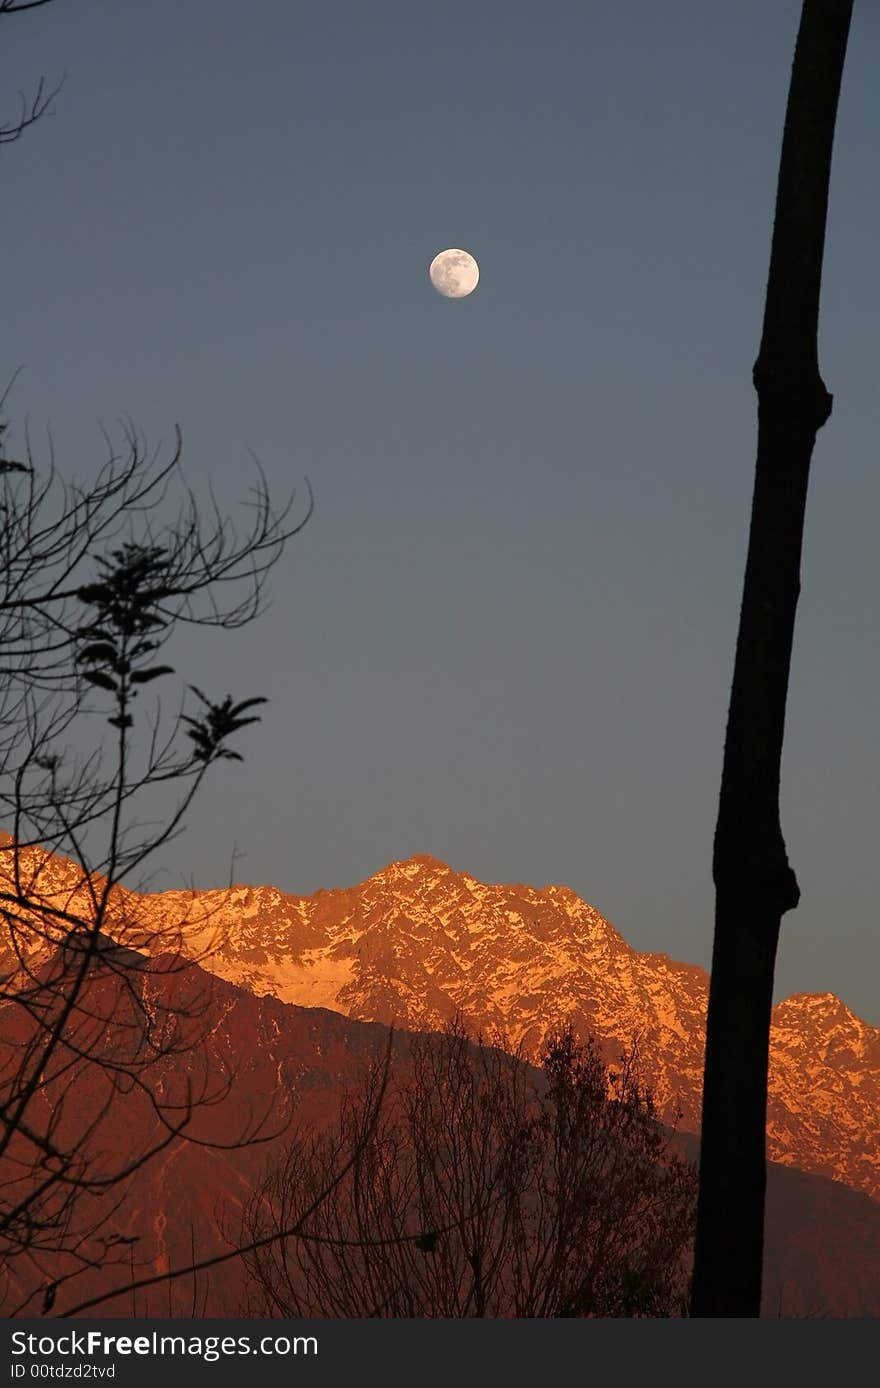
[690,0,853,1318]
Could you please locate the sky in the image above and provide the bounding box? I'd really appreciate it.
[2,1,879,1023]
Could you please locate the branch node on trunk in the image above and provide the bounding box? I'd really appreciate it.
[712,848,800,918]
[751,362,833,434]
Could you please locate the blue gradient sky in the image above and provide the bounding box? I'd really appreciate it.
[3,2,879,1021]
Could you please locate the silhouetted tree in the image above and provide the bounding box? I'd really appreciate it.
[242,1021,697,1317]
[0,0,315,1310]
[0,0,313,1312]
[690,0,854,1317]
[0,415,310,1313]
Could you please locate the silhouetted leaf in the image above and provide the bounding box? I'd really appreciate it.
[77,641,119,665]
[82,670,118,693]
[182,689,267,762]
[130,666,175,684]
[77,582,112,606]
[229,697,270,714]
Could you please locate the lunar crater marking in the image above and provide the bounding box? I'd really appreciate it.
[429,248,479,299]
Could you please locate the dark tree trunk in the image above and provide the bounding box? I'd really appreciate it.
[690,0,853,1318]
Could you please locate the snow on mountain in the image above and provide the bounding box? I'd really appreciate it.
[133,852,880,1204]
[3,841,878,1204]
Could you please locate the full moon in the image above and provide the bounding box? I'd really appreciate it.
[429,248,479,299]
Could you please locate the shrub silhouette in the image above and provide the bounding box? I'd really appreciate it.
[243,1019,696,1317]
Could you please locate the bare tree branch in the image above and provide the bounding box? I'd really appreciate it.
[0,410,310,1313]
[240,1021,696,1319]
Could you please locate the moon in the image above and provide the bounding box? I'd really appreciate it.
[429,248,479,299]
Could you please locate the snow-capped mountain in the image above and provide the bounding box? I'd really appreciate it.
[134,852,880,1204]
[2,940,877,1319]
[3,838,880,1317]
[3,841,878,1204]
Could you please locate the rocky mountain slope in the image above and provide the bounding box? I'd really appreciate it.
[137,853,880,1204]
[3,941,879,1319]
[3,841,878,1206]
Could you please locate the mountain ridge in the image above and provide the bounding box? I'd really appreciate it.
[4,942,880,1318]
[3,842,878,1204]
[2,838,880,1317]
[91,852,880,1202]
